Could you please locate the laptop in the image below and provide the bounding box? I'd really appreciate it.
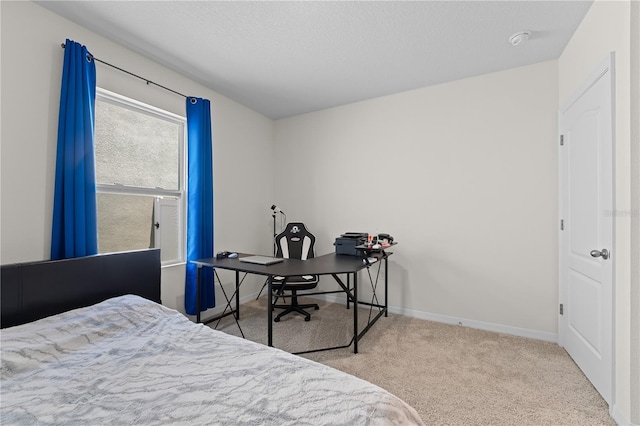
[238,255,284,266]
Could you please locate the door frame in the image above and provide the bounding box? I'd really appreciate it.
[558,52,616,408]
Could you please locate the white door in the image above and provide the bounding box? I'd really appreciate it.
[559,54,614,405]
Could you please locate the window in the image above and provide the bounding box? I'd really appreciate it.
[94,89,186,265]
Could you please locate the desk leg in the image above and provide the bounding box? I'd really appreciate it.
[384,255,389,317]
[235,271,240,320]
[346,274,351,309]
[353,272,358,354]
[196,265,202,324]
[267,275,273,347]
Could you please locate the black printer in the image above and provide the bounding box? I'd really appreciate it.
[334,232,368,256]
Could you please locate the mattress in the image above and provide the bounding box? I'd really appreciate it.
[1,295,424,425]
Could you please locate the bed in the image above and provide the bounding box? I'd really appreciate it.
[1,249,424,425]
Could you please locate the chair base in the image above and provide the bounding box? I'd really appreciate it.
[273,301,319,322]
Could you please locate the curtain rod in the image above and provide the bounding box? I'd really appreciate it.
[61,43,187,99]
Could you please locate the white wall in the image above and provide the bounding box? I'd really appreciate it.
[558,0,637,423]
[0,1,275,314]
[275,60,559,340]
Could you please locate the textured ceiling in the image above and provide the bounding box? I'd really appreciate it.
[38,1,593,120]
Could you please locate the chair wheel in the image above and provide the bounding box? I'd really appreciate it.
[304,316,310,322]
[274,317,280,322]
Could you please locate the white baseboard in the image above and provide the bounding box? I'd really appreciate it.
[313,293,559,343]
[201,291,558,343]
[612,403,635,426]
[239,291,261,304]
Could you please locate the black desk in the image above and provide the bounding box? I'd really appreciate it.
[192,251,392,354]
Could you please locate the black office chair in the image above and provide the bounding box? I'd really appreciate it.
[272,222,319,322]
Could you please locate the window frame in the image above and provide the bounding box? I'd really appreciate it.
[95,88,187,266]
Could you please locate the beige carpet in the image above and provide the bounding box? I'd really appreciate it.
[208,296,614,425]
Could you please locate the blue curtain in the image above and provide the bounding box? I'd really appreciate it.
[185,97,215,315]
[51,39,98,260]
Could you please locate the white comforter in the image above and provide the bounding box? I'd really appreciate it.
[1,295,423,425]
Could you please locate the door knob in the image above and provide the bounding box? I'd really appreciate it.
[590,248,610,260]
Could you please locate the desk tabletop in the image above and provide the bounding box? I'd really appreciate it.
[355,241,397,251]
[192,252,390,276]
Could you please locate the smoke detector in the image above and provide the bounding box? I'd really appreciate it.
[509,31,531,46]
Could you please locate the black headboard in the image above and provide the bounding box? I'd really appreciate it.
[1,249,161,328]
